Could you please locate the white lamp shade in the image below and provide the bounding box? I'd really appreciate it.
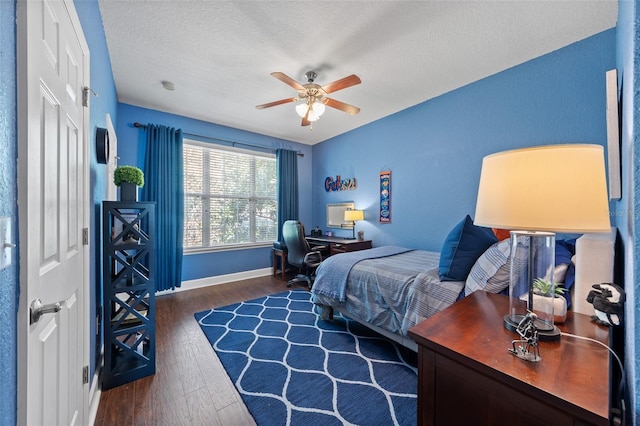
[344,209,364,221]
[295,103,308,118]
[474,144,611,233]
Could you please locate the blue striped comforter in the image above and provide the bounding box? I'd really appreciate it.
[311,246,412,303]
[311,248,465,336]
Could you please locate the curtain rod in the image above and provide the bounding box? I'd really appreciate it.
[133,122,304,157]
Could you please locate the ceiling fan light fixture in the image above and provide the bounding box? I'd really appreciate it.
[295,101,325,121]
[313,101,326,116]
[256,71,361,127]
[295,102,308,118]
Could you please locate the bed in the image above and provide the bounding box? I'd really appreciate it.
[310,215,614,351]
[311,247,465,351]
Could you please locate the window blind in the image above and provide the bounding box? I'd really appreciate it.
[184,140,277,249]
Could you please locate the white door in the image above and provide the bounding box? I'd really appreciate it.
[16,0,90,425]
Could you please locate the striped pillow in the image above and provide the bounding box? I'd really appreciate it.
[465,239,513,296]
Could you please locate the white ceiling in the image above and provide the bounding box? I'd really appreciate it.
[99,1,617,146]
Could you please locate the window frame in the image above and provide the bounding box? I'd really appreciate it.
[183,139,277,253]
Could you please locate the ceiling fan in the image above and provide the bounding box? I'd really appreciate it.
[256,71,361,127]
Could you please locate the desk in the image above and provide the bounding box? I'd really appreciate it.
[407,291,610,426]
[273,237,372,281]
[306,236,372,256]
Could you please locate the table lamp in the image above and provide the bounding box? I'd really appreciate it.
[344,209,364,240]
[474,144,611,341]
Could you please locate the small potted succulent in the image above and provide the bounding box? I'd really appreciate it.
[114,165,144,201]
[532,278,567,324]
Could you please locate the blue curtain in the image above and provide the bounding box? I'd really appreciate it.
[142,124,184,291]
[276,149,299,242]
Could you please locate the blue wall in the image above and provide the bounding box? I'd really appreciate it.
[74,0,119,384]
[313,30,616,252]
[0,1,18,424]
[2,1,635,424]
[114,103,313,281]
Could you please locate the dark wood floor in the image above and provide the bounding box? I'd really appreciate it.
[94,275,296,426]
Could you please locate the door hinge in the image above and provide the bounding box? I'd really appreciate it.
[82,86,98,108]
[82,366,89,384]
[82,228,89,245]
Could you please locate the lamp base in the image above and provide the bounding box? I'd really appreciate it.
[504,314,561,342]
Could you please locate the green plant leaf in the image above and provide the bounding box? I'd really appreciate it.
[114,165,144,187]
[532,278,565,297]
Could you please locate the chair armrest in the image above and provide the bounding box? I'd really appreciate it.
[304,251,323,266]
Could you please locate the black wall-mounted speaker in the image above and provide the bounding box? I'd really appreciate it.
[96,127,109,164]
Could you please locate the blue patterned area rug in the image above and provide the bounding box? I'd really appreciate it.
[194,289,417,426]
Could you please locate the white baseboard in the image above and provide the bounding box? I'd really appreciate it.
[156,267,273,296]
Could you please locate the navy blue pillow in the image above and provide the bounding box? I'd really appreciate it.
[555,239,575,266]
[556,238,577,307]
[439,215,498,281]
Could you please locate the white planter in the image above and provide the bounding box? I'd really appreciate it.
[526,294,568,325]
[552,296,567,324]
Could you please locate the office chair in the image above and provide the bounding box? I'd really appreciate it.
[282,220,325,288]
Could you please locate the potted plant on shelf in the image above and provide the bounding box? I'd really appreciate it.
[532,278,567,324]
[114,165,144,201]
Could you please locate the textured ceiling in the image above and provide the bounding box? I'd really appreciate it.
[99,1,617,145]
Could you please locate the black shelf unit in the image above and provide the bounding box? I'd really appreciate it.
[102,201,156,390]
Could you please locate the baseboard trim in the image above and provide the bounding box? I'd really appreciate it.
[156,267,273,296]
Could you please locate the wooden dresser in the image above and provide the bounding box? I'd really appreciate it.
[408,291,610,426]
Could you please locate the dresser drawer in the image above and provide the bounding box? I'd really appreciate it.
[329,240,372,255]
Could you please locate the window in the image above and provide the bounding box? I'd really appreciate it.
[183,140,277,250]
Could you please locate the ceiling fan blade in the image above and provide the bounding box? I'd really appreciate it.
[301,110,311,126]
[321,74,361,94]
[324,98,361,115]
[271,72,305,91]
[255,97,297,109]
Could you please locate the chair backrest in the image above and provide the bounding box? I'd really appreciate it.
[282,220,311,267]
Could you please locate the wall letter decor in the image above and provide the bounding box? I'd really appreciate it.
[325,175,357,192]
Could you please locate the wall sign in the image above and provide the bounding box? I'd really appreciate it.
[379,170,391,223]
[325,175,357,192]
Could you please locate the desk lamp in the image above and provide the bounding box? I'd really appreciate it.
[344,209,364,240]
[474,144,611,341]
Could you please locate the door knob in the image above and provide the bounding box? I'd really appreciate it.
[30,298,65,325]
